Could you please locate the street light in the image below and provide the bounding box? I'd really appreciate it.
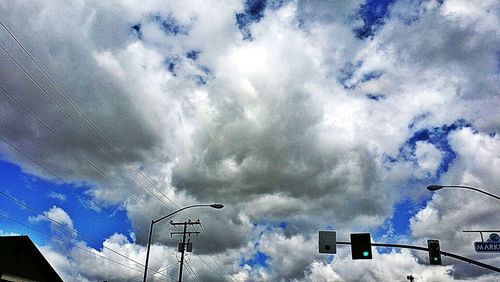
[143,203,224,282]
[426,185,500,201]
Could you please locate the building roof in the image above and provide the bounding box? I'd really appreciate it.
[0,236,63,282]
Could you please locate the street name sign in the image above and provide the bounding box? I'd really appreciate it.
[474,242,500,252]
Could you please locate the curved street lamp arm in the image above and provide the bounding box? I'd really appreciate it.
[439,185,500,201]
[152,204,212,224]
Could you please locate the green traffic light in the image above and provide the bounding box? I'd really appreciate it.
[351,233,372,260]
[433,257,438,262]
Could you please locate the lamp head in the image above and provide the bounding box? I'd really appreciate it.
[210,203,224,209]
[427,185,444,191]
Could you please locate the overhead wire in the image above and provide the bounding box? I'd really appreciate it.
[215,253,239,282]
[195,254,231,282]
[0,19,188,217]
[184,264,195,282]
[163,212,237,281]
[155,262,180,277]
[132,260,179,282]
[0,22,193,269]
[163,222,233,281]
[196,226,239,282]
[0,212,148,277]
[0,19,206,238]
[211,255,237,282]
[184,261,202,282]
[0,189,171,279]
[0,84,159,218]
[0,19,233,279]
[0,24,214,281]
[0,136,149,239]
[0,40,172,215]
[0,35,192,282]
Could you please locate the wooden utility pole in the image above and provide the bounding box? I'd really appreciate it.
[170,219,201,282]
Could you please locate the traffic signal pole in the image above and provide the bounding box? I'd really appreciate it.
[336,241,500,273]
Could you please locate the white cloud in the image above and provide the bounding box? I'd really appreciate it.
[37,232,177,282]
[307,249,458,282]
[93,50,127,79]
[0,229,20,236]
[0,0,498,280]
[410,129,500,278]
[415,141,443,177]
[29,206,74,231]
[441,0,499,32]
[49,191,67,202]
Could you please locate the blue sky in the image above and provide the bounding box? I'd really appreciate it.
[0,0,499,281]
[0,160,133,249]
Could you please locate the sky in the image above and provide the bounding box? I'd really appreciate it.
[0,0,499,281]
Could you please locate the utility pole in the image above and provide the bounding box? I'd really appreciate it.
[170,219,201,282]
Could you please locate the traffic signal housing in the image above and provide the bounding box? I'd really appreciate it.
[351,233,372,259]
[427,240,442,265]
[319,231,336,254]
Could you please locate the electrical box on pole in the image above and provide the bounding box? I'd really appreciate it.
[351,233,372,259]
[170,220,201,282]
[319,231,337,254]
[427,240,442,265]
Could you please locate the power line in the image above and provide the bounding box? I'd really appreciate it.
[211,255,238,282]
[169,219,202,282]
[0,136,150,239]
[162,263,181,273]
[185,261,202,282]
[169,216,237,281]
[0,84,160,218]
[0,20,182,214]
[0,20,201,230]
[0,41,173,214]
[0,20,213,278]
[0,19,239,282]
[167,220,229,282]
[0,190,170,278]
[197,227,239,282]
[184,264,196,282]
[134,261,179,282]
[0,212,146,276]
[195,254,231,282]
[215,253,239,282]
[0,42,234,282]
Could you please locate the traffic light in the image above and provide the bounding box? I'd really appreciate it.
[351,233,372,259]
[319,231,336,254]
[427,240,441,265]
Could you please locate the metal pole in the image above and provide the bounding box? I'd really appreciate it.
[442,185,500,201]
[142,204,223,282]
[463,230,500,242]
[178,222,188,282]
[440,249,500,273]
[427,185,500,201]
[143,220,154,282]
[336,241,500,273]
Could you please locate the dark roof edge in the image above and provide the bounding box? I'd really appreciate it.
[0,235,64,282]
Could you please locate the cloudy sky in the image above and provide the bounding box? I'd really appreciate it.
[0,0,499,281]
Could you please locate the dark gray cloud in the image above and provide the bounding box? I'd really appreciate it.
[0,3,160,186]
